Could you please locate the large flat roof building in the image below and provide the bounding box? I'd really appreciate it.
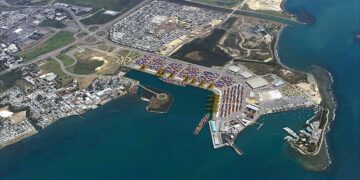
[239,71,253,79]
[228,65,241,73]
[246,76,268,89]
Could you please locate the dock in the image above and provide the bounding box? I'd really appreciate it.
[230,143,244,156]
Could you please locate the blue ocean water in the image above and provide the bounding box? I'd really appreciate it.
[0,0,359,179]
[279,0,360,178]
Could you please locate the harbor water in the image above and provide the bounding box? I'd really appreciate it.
[0,0,359,179]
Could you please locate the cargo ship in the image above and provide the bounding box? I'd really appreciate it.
[193,113,210,135]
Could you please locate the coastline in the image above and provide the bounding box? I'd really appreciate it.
[275,0,337,166]
[274,19,336,170]
[280,0,308,25]
[0,88,131,149]
[0,0,337,170]
[0,129,37,149]
[281,65,336,171]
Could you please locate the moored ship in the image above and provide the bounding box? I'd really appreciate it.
[193,113,210,135]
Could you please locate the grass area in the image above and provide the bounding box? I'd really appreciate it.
[75,76,97,90]
[74,60,103,75]
[75,32,88,38]
[40,19,66,29]
[71,45,139,75]
[19,31,74,60]
[239,61,307,84]
[88,26,100,31]
[58,50,105,75]
[57,53,76,67]
[195,0,242,8]
[221,16,237,29]
[58,0,144,11]
[119,50,140,60]
[96,44,114,52]
[15,79,33,92]
[171,28,232,67]
[0,5,22,12]
[80,9,117,25]
[37,59,74,86]
[5,0,50,5]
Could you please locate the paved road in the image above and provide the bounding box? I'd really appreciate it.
[0,0,151,76]
[53,56,101,78]
[0,0,289,76]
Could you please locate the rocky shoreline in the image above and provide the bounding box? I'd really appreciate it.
[274,19,335,170]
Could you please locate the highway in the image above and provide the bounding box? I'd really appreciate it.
[0,0,152,76]
[0,0,296,76]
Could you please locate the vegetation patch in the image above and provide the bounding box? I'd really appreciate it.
[80,9,118,25]
[58,0,144,11]
[75,32,88,38]
[96,44,114,52]
[0,5,22,12]
[58,53,76,67]
[71,46,139,75]
[5,0,50,6]
[88,26,100,31]
[75,76,97,90]
[238,61,307,84]
[37,59,74,86]
[73,59,104,75]
[40,19,66,29]
[0,70,23,92]
[19,31,74,60]
[171,28,232,67]
[194,0,242,8]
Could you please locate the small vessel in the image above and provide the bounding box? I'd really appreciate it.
[193,113,210,135]
[283,127,300,139]
[284,136,295,142]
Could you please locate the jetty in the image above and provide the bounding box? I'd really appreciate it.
[230,143,244,156]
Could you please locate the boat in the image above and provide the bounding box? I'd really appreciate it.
[284,136,296,142]
[193,113,210,135]
[283,127,300,139]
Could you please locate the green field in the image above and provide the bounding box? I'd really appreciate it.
[80,10,117,25]
[19,31,74,60]
[5,0,50,6]
[58,51,104,75]
[75,32,88,38]
[58,0,144,11]
[0,5,22,12]
[58,54,76,67]
[38,59,74,86]
[40,19,66,29]
[73,59,103,75]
